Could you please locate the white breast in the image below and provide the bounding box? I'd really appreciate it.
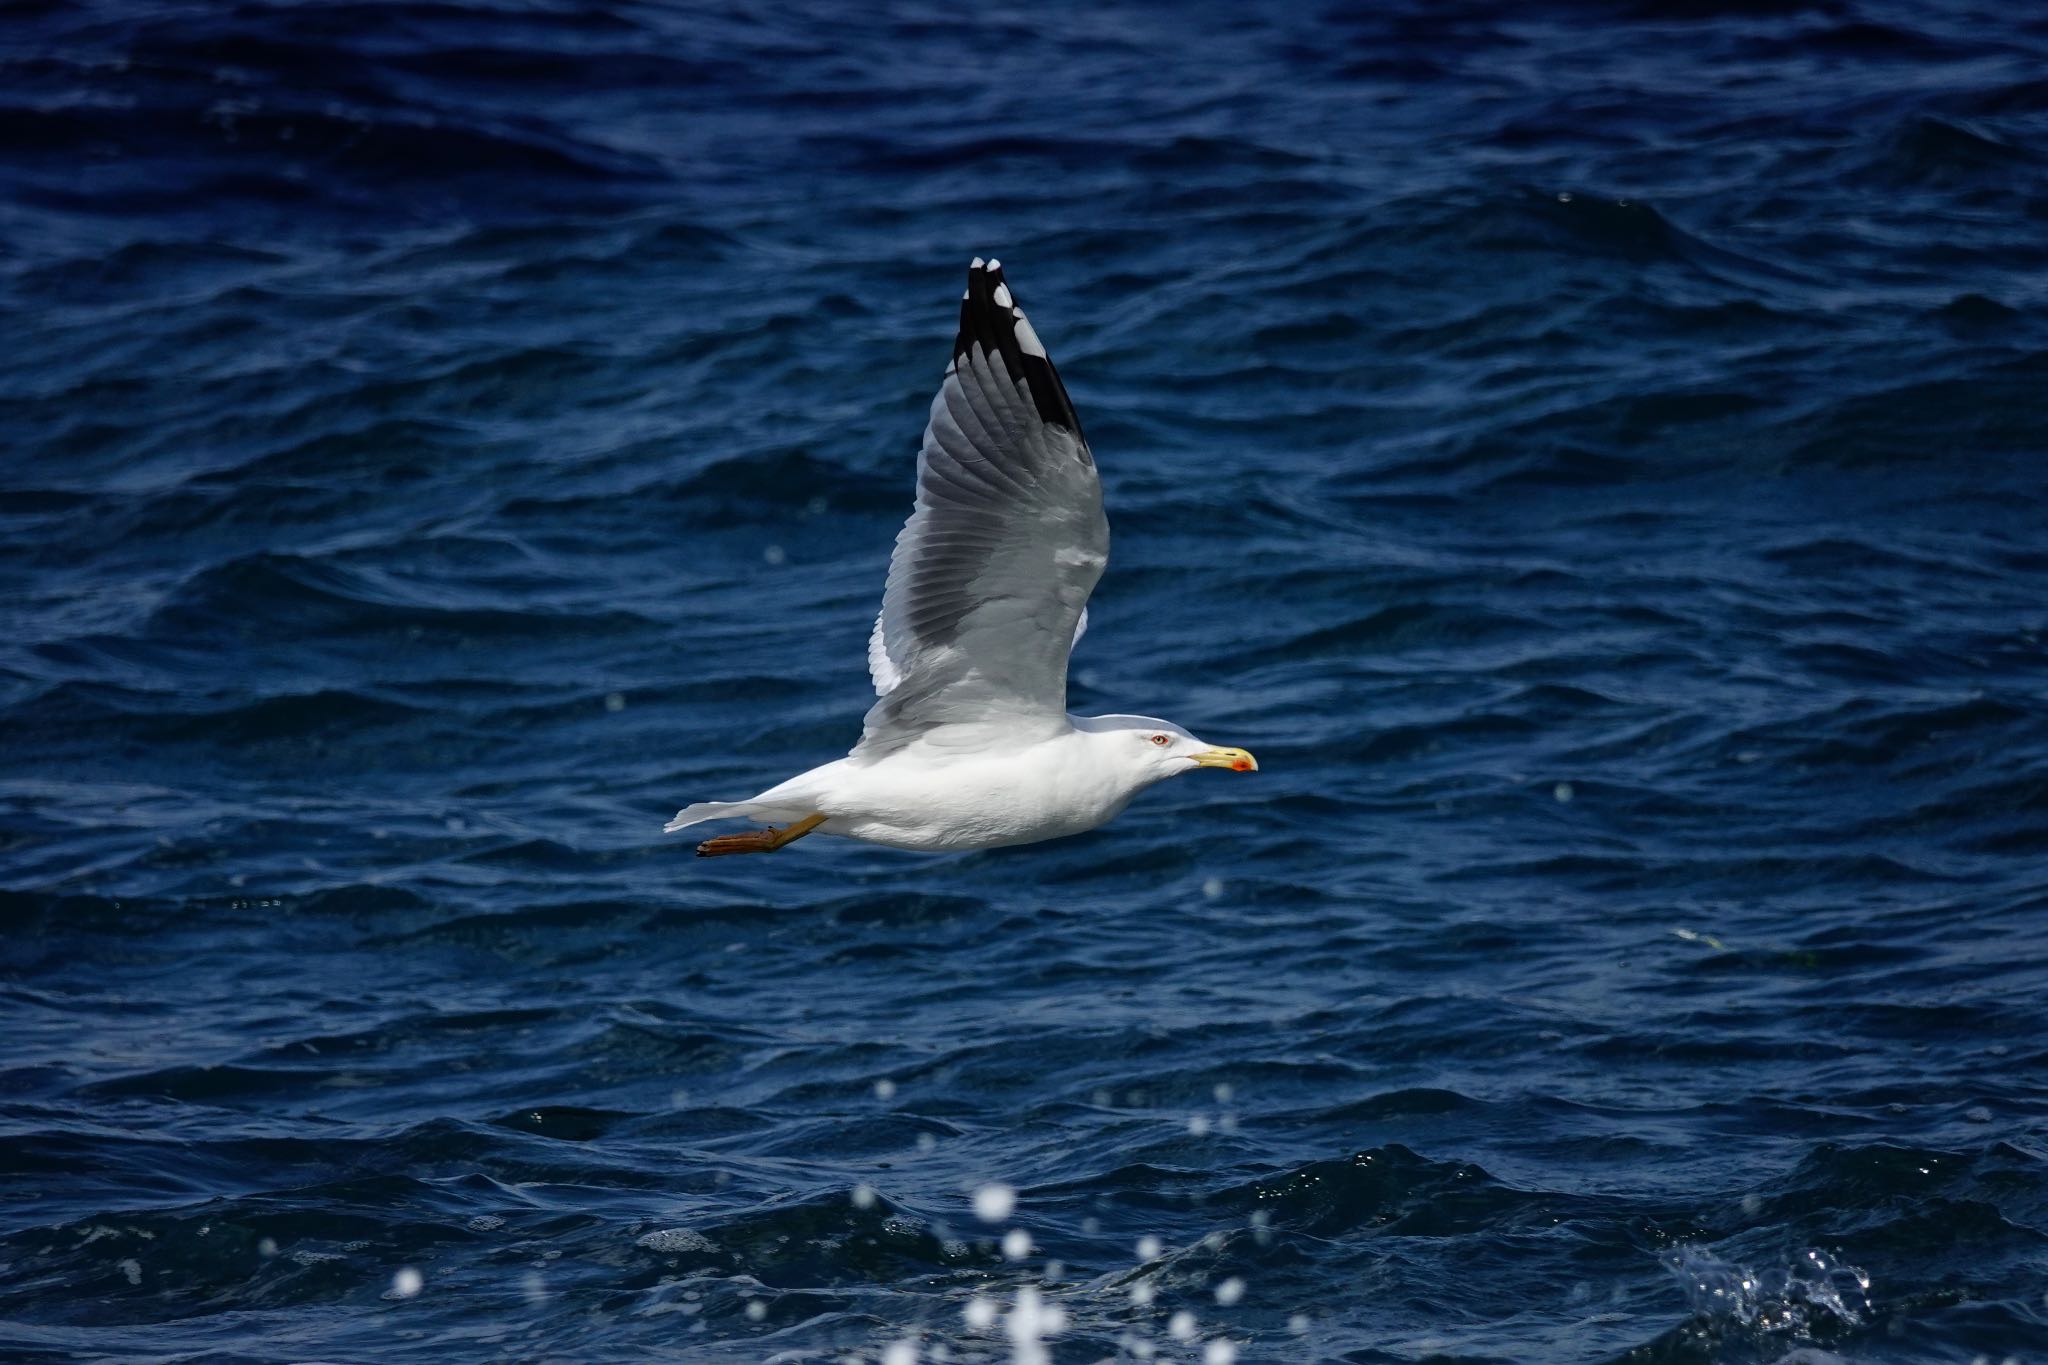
[807,727,1137,852]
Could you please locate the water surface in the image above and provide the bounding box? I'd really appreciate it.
[4,2,2048,1360]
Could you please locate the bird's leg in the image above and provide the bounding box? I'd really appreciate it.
[695,812,828,858]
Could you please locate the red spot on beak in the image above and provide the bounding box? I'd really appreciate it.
[1231,758,1253,772]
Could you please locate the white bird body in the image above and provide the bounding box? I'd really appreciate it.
[666,259,1255,859]
[670,715,1233,852]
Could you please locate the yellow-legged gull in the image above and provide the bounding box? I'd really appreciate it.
[667,258,1257,857]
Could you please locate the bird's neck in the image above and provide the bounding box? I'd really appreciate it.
[1066,718,1168,800]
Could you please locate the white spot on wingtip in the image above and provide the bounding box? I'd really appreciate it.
[993,283,1013,308]
[986,256,1001,270]
[970,256,985,268]
[1013,313,1047,358]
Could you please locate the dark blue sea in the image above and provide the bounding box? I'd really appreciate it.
[5,2,2048,1360]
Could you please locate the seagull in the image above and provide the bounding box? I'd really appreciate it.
[666,258,1257,857]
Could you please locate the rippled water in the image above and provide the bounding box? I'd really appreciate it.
[5,2,2048,1361]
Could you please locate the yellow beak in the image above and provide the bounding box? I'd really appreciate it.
[1189,746,1259,773]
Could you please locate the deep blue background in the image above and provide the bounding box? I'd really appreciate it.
[4,2,2047,1361]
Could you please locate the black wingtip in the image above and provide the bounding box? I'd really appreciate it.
[953,257,1087,442]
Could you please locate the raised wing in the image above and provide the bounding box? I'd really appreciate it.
[868,606,1086,696]
[857,258,1107,754]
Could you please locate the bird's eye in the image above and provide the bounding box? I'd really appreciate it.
[1150,734,1169,746]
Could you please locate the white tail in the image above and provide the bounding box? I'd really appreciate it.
[663,799,817,834]
[663,801,752,833]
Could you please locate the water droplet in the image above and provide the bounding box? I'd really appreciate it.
[1204,1342,1237,1365]
[1169,1310,1198,1341]
[388,1266,422,1299]
[972,1183,1016,1222]
[1136,1235,1162,1261]
[763,544,786,565]
[744,1298,767,1321]
[851,1184,877,1210]
[1002,1228,1032,1260]
[874,1078,897,1100]
[1553,781,1574,803]
[603,691,625,712]
[964,1295,997,1330]
[1215,1276,1245,1306]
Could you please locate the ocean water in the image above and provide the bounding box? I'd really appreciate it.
[4,1,2047,1360]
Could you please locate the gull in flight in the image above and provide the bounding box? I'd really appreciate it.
[666,258,1257,857]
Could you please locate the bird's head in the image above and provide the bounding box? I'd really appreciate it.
[1081,715,1259,783]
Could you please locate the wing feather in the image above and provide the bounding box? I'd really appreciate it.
[858,259,1107,751]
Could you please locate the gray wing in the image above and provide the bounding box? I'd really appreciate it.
[868,607,1086,696]
[857,258,1107,755]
